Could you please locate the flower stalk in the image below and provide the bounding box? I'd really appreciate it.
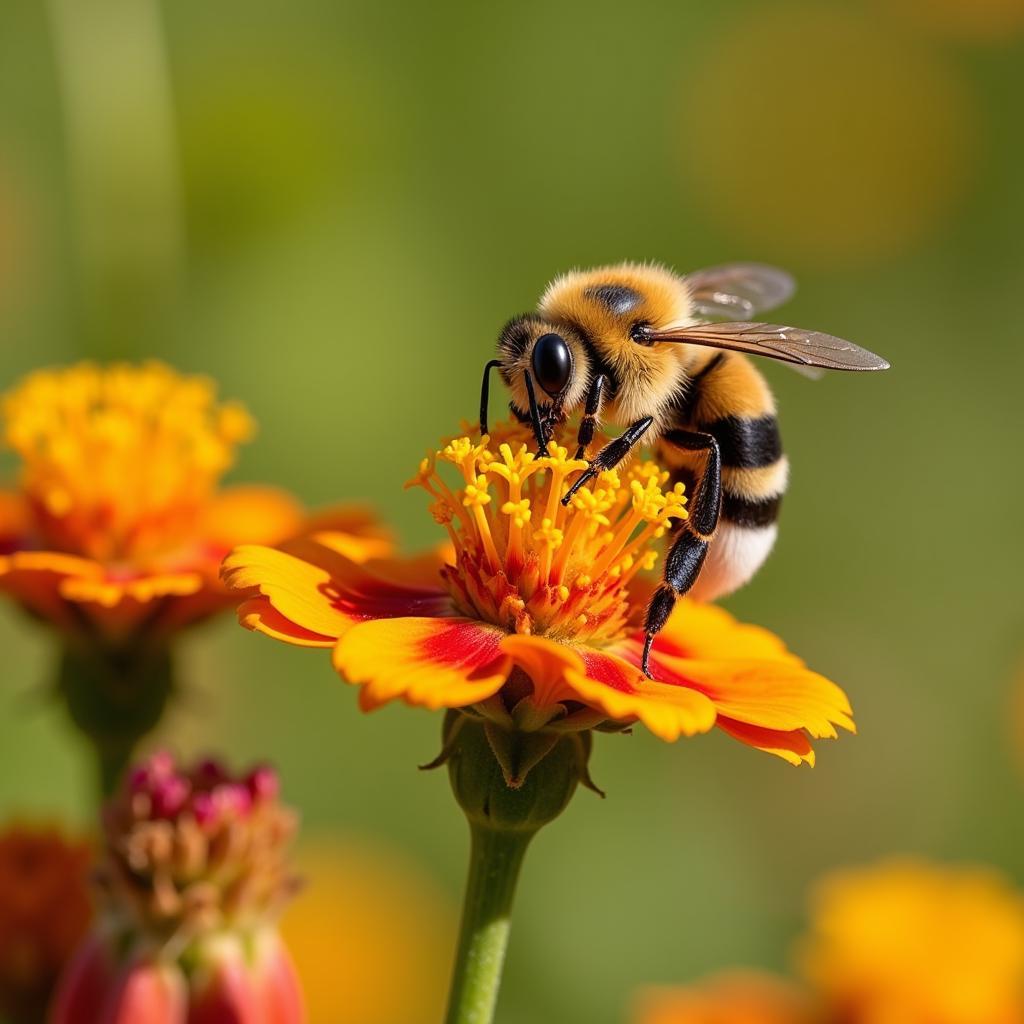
[445,825,531,1024]
[441,710,586,1024]
[57,640,174,799]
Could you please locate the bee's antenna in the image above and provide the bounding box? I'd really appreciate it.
[479,359,502,436]
[523,370,549,457]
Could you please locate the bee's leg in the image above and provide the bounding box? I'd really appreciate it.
[522,370,550,457]
[478,359,503,437]
[641,430,722,677]
[574,374,606,460]
[560,416,653,506]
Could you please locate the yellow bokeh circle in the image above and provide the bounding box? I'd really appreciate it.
[280,836,456,1024]
[679,5,977,267]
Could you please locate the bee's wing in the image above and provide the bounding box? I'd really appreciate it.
[683,263,796,319]
[647,322,891,372]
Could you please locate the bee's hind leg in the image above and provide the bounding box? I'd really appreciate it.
[560,415,653,506]
[641,429,722,677]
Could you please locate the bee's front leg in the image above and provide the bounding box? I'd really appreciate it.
[560,416,653,506]
[574,374,606,460]
[522,370,550,456]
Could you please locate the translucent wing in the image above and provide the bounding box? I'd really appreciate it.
[645,322,890,372]
[684,263,796,319]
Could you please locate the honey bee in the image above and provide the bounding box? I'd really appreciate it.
[478,262,889,676]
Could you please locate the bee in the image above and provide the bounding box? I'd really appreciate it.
[478,262,889,676]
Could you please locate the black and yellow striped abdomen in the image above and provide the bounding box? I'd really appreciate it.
[656,351,787,602]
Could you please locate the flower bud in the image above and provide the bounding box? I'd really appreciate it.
[52,752,305,1024]
[442,711,592,834]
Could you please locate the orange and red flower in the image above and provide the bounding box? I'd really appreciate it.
[0,824,92,1022]
[224,423,853,767]
[632,972,813,1024]
[0,361,390,647]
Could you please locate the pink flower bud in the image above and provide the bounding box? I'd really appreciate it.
[246,765,280,803]
[151,776,191,819]
[188,933,302,1024]
[51,940,187,1024]
[52,752,304,1024]
[50,934,115,1024]
[192,758,227,786]
[52,934,303,1024]
[99,958,187,1024]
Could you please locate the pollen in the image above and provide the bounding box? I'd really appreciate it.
[410,420,688,644]
[1,361,255,563]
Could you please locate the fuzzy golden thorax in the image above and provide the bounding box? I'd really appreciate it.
[498,263,703,435]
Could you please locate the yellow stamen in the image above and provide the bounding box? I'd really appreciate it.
[411,420,688,645]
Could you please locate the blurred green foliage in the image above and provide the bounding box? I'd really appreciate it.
[1,1,1023,1022]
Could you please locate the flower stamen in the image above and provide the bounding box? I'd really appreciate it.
[410,423,688,645]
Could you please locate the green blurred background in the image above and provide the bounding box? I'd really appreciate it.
[2,1,1023,1021]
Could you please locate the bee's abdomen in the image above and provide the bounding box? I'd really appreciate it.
[665,353,786,601]
[707,414,787,530]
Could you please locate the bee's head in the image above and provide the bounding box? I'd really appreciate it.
[497,314,591,421]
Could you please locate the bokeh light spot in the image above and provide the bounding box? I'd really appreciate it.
[280,836,456,1024]
[882,0,1024,43]
[678,5,977,267]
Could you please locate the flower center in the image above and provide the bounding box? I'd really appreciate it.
[410,421,687,645]
[2,362,254,562]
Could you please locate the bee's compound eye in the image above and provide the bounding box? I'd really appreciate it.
[531,333,572,396]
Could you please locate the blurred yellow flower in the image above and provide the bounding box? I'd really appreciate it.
[280,836,456,1024]
[0,361,390,645]
[800,858,1024,1024]
[632,971,812,1024]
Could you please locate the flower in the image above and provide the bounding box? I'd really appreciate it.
[224,421,853,776]
[0,824,92,1023]
[798,858,1024,1024]
[0,361,390,646]
[632,971,812,1024]
[52,751,304,1024]
[0,362,392,796]
[280,836,455,1024]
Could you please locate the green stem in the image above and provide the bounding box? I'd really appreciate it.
[57,642,174,805]
[444,823,533,1024]
[94,737,137,801]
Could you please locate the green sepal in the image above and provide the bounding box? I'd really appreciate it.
[444,711,591,833]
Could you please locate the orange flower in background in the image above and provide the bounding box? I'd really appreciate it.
[225,422,853,772]
[0,824,92,1023]
[0,361,390,645]
[0,362,391,795]
[799,859,1024,1024]
[281,836,455,1024]
[632,972,812,1024]
[631,859,1024,1024]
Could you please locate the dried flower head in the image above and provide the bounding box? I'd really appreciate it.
[52,752,304,1024]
